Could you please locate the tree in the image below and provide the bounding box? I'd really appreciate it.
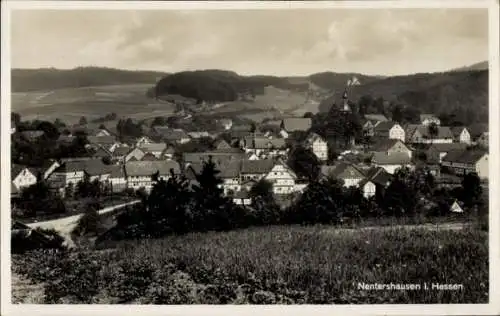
[79,116,88,125]
[249,179,280,225]
[303,112,314,119]
[287,146,321,182]
[391,104,404,123]
[36,121,60,140]
[461,172,483,208]
[54,118,66,128]
[428,122,439,140]
[72,200,103,237]
[11,112,21,126]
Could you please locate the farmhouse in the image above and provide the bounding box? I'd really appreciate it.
[240,159,275,181]
[124,160,181,192]
[370,139,412,158]
[373,121,405,142]
[371,152,413,174]
[441,150,488,179]
[264,161,298,195]
[420,114,441,126]
[450,126,472,144]
[426,143,469,164]
[12,165,38,192]
[321,162,365,188]
[303,133,328,161]
[405,125,453,144]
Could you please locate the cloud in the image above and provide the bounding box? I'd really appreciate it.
[10,8,489,75]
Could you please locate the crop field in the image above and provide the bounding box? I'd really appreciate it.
[11,84,177,124]
[12,225,488,304]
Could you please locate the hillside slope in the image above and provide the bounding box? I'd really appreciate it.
[12,67,167,92]
[318,70,488,124]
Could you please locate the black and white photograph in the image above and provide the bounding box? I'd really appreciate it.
[1,0,499,314]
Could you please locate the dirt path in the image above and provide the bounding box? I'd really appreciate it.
[26,200,140,247]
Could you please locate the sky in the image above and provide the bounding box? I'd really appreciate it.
[10,8,489,76]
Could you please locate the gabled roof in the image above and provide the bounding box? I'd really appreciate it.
[373,121,400,132]
[84,159,112,176]
[138,142,167,153]
[364,114,389,122]
[109,165,125,178]
[219,160,242,178]
[322,162,365,180]
[87,136,117,145]
[406,125,453,139]
[372,152,412,165]
[124,160,181,177]
[364,166,392,186]
[214,139,231,150]
[370,138,408,152]
[420,114,440,121]
[427,143,468,153]
[442,149,488,164]
[112,146,131,157]
[241,159,275,174]
[450,126,469,137]
[282,118,312,132]
[93,146,113,158]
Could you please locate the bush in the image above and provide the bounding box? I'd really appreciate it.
[11,228,66,254]
[72,202,104,237]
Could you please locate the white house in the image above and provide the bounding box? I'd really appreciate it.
[11,165,38,192]
[264,161,298,195]
[359,179,377,199]
[371,152,414,174]
[304,133,328,161]
[124,160,181,192]
[370,139,412,158]
[48,160,87,188]
[373,121,405,142]
[450,127,471,145]
[441,150,489,179]
[420,114,441,126]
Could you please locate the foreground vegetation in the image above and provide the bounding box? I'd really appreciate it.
[12,225,488,304]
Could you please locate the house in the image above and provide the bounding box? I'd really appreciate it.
[477,132,489,147]
[405,125,453,144]
[12,165,38,192]
[420,114,441,126]
[247,152,260,160]
[232,190,252,206]
[303,133,328,161]
[468,124,488,143]
[320,162,365,188]
[183,151,246,169]
[161,145,176,160]
[141,152,158,161]
[138,142,167,158]
[93,146,113,160]
[373,121,405,142]
[187,131,212,139]
[124,160,181,192]
[358,179,377,199]
[365,166,393,189]
[214,139,232,151]
[450,200,464,213]
[84,159,112,182]
[48,158,104,188]
[280,118,312,138]
[370,139,412,158]
[25,159,61,181]
[219,160,242,194]
[242,136,288,158]
[450,126,472,144]
[94,128,112,137]
[135,136,153,146]
[241,159,275,181]
[441,150,489,179]
[86,136,119,151]
[264,161,298,195]
[371,152,414,174]
[364,114,389,124]
[151,126,191,144]
[125,147,146,162]
[111,146,132,163]
[362,120,376,137]
[108,165,127,193]
[426,143,469,164]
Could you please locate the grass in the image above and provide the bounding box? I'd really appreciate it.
[12,224,488,304]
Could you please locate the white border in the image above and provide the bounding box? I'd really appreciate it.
[1,1,499,315]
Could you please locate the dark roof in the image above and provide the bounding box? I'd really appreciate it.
[427,143,468,153]
[364,114,389,122]
[109,165,125,178]
[219,160,242,178]
[409,125,454,139]
[450,126,468,137]
[282,118,312,132]
[112,146,131,157]
[365,166,392,186]
[87,136,117,145]
[83,159,112,176]
[442,150,488,164]
[233,190,251,199]
[373,121,399,132]
[93,146,113,158]
[372,152,412,165]
[322,162,365,180]
[241,159,275,174]
[244,136,287,149]
[11,164,28,179]
[183,151,245,166]
[370,138,408,152]
[141,152,158,161]
[125,160,181,177]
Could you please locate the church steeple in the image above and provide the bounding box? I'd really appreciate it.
[342,88,350,112]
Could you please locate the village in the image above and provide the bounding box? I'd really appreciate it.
[11,88,489,221]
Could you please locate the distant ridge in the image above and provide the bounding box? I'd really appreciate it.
[449,61,488,72]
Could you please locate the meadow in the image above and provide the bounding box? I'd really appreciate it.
[12,225,488,304]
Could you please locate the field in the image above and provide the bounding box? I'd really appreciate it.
[11,84,177,124]
[12,225,488,304]
[12,84,322,125]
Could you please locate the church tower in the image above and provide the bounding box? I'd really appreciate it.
[341,88,351,112]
